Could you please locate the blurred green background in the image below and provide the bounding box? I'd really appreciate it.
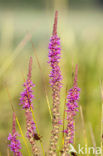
[0,0,103,155]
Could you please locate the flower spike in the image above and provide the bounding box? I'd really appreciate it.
[19,57,39,155]
[8,112,22,156]
[48,11,62,155]
[63,65,80,154]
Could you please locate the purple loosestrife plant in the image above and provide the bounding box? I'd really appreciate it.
[8,112,22,156]
[48,11,62,156]
[20,57,39,156]
[63,64,80,155]
[7,11,82,156]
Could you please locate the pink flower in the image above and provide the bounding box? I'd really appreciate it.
[8,112,22,156]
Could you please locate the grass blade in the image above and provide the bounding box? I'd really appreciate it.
[80,105,88,156]
[16,118,31,156]
[31,41,52,120]
[0,33,32,78]
[89,123,97,156]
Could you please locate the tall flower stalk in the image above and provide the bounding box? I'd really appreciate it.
[62,64,80,155]
[48,11,62,155]
[8,112,22,156]
[20,57,39,156]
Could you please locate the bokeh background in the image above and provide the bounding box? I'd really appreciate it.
[0,0,103,155]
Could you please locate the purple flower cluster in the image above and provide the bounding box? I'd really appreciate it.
[8,133,22,156]
[8,112,22,156]
[48,11,62,88]
[20,79,36,139]
[65,86,80,144]
[66,87,80,115]
[64,65,80,144]
[20,79,35,109]
[48,35,62,87]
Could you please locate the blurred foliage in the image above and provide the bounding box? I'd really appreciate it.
[0,0,103,9]
[0,7,103,156]
[0,0,45,8]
